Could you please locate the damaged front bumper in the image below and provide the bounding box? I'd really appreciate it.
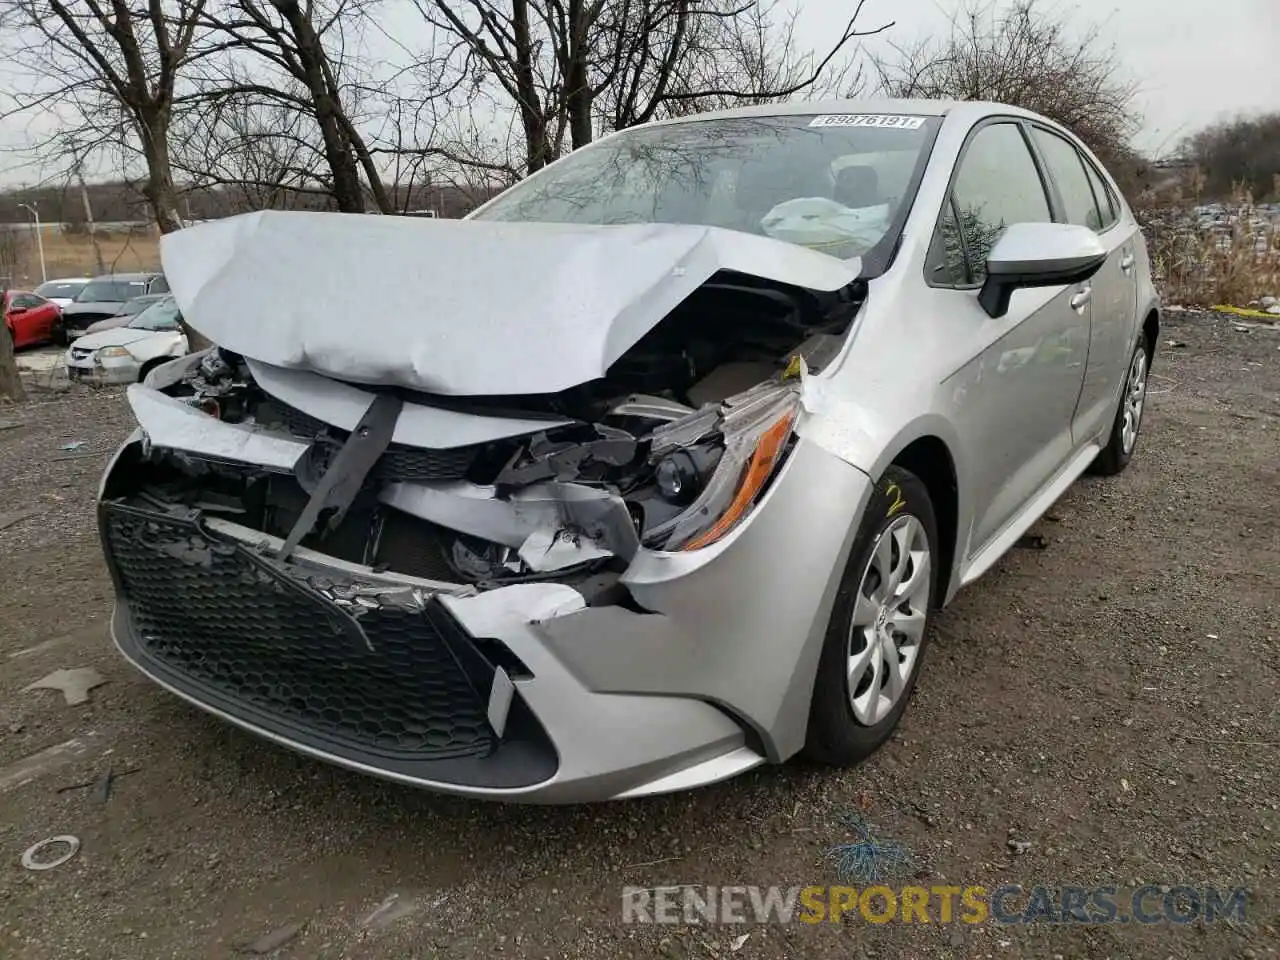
[100,350,873,802]
[102,488,762,801]
[66,353,141,385]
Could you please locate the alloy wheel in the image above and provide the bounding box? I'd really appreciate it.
[846,514,932,725]
[1121,348,1148,454]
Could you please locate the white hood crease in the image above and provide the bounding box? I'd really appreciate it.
[161,210,861,397]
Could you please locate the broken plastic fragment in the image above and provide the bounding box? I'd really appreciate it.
[21,835,81,871]
[518,528,612,572]
[22,667,107,706]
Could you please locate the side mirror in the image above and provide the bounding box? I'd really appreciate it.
[978,222,1107,318]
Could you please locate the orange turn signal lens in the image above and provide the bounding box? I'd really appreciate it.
[680,411,795,551]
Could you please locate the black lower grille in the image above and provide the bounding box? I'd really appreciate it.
[256,398,479,482]
[102,502,494,761]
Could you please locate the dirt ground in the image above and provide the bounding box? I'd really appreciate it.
[0,309,1276,960]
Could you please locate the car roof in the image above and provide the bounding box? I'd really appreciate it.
[634,97,1048,130]
[39,277,93,284]
[88,272,162,281]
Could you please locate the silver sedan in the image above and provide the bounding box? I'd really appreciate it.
[98,98,1157,802]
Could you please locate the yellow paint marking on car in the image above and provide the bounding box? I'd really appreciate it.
[885,483,907,517]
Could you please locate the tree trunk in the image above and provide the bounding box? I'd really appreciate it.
[512,0,553,172]
[139,112,185,234]
[565,0,593,150]
[0,320,26,402]
[312,97,365,212]
[137,109,215,354]
[277,0,367,211]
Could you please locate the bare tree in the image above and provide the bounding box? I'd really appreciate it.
[601,0,877,128]
[192,0,393,212]
[172,81,332,210]
[406,0,889,177]
[873,0,1142,190]
[1182,113,1280,200]
[0,0,211,234]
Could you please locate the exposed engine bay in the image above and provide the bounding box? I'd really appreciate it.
[112,271,866,600]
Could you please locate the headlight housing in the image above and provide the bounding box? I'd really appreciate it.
[645,380,801,551]
[97,346,132,360]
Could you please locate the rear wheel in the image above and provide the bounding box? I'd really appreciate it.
[803,466,938,766]
[1089,339,1149,477]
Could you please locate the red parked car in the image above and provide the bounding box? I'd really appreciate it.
[3,289,62,349]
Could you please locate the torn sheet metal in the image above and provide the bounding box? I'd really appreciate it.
[381,481,542,549]
[202,516,475,597]
[161,211,860,397]
[607,394,695,422]
[517,528,612,573]
[381,479,640,562]
[126,383,308,472]
[495,425,636,485]
[441,582,587,633]
[246,358,569,448]
[794,357,893,473]
[143,348,209,390]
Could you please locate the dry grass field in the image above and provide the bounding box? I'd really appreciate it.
[9,228,162,284]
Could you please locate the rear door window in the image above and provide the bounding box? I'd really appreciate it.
[1081,160,1119,230]
[1030,127,1104,230]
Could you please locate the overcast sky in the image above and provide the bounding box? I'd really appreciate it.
[836,0,1278,155]
[0,0,1275,188]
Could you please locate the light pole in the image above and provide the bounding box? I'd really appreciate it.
[16,202,46,284]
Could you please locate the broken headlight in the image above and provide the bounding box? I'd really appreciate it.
[653,444,722,505]
[645,382,800,551]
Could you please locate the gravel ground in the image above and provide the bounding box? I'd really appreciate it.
[0,310,1276,959]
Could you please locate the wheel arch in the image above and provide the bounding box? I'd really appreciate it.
[887,435,960,608]
[137,356,170,382]
[1141,307,1160,367]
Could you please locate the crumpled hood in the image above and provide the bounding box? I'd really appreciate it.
[160,210,861,397]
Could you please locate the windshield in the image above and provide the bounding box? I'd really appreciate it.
[76,279,148,303]
[35,281,86,299]
[471,113,940,264]
[127,297,181,331]
[118,296,160,317]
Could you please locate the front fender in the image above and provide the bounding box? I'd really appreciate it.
[536,436,874,761]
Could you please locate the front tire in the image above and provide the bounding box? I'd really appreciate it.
[1089,338,1150,477]
[803,465,939,766]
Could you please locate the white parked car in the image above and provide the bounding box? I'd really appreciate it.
[65,295,188,384]
[34,277,92,308]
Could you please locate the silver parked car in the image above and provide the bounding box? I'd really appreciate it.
[98,99,1157,802]
[61,272,169,341]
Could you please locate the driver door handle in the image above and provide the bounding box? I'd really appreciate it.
[1070,286,1092,313]
[1120,251,1135,274]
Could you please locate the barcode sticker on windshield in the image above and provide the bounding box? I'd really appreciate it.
[808,114,925,129]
